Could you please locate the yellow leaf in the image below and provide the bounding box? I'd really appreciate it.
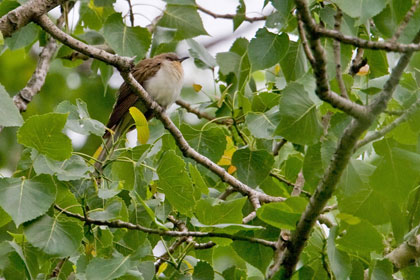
[0,31,4,46]
[129,107,149,145]
[157,262,168,276]
[357,64,370,76]
[92,146,103,161]
[183,259,194,274]
[228,165,237,174]
[193,83,202,92]
[217,136,237,166]
[274,64,281,75]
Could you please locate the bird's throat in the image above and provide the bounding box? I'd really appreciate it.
[143,61,184,109]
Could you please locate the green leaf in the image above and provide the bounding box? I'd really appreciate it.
[279,41,308,82]
[89,197,128,221]
[364,49,389,78]
[56,99,106,136]
[187,39,217,69]
[275,83,323,145]
[24,215,83,256]
[158,4,208,40]
[216,52,241,76]
[373,0,411,38]
[248,28,289,71]
[256,197,308,229]
[157,151,195,215]
[327,227,352,280]
[370,139,420,203]
[332,0,389,25]
[0,176,56,227]
[86,252,132,280]
[189,163,209,195]
[337,158,375,196]
[32,152,93,181]
[0,84,23,127]
[103,13,151,58]
[222,266,247,280]
[193,261,214,280]
[233,0,245,31]
[17,113,72,161]
[246,107,281,140]
[371,259,393,280]
[232,236,273,274]
[5,23,38,50]
[231,148,274,188]
[181,124,227,163]
[194,197,246,225]
[336,220,384,254]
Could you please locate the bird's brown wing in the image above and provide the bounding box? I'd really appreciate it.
[105,58,162,133]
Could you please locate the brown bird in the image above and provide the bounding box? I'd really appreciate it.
[95,52,188,170]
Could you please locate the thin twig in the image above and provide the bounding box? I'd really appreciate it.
[295,8,368,120]
[242,195,261,224]
[55,205,277,248]
[273,139,287,156]
[49,257,69,278]
[176,99,233,125]
[297,14,315,65]
[196,4,268,22]
[356,97,420,149]
[126,0,135,27]
[332,8,349,99]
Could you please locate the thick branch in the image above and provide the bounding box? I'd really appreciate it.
[386,235,420,270]
[0,0,66,37]
[176,99,233,125]
[55,205,276,249]
[196,4,267,22]
[34,15,133,71]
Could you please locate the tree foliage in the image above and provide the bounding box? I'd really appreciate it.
[1,0,420,279]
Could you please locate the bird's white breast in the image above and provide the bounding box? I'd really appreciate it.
[143,60,184,108]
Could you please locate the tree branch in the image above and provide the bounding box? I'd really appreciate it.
[176,99,233,126]
[356,97,420,149]
[386,234,420,270]
[196,4,268,23]
[297,14,315,65]
[34,15,134,71]
[54,205,276,249]
[0,0,67,37]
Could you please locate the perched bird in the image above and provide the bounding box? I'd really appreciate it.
[95,52,188,170]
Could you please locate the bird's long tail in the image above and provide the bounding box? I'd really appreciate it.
[93,114,133,172]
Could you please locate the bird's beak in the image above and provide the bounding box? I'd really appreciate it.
[179,56,189,62]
